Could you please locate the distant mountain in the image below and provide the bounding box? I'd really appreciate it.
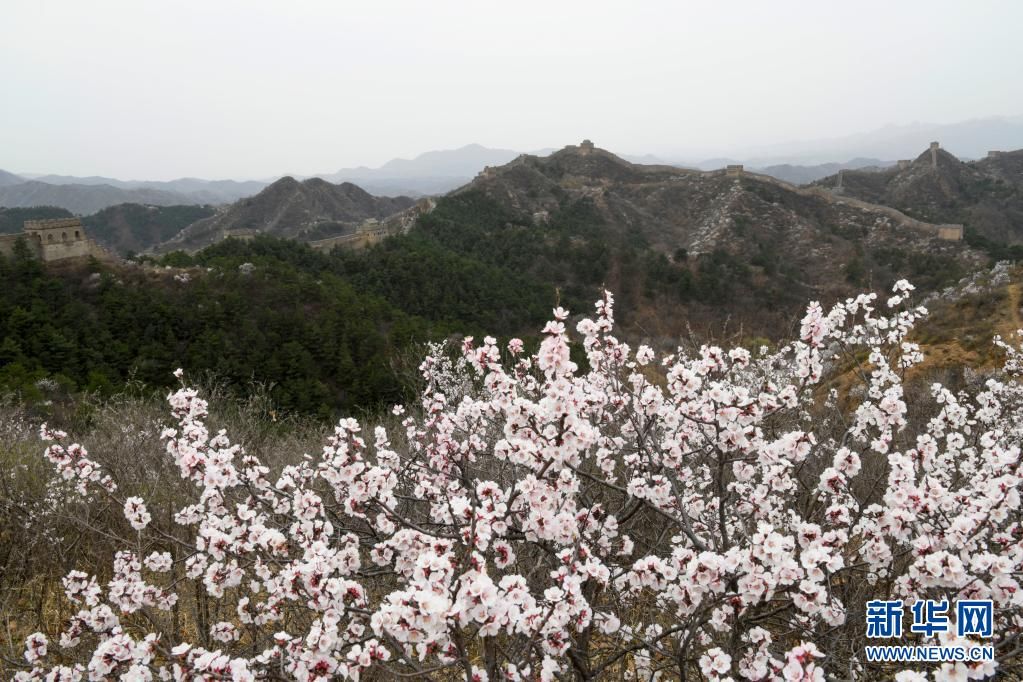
[321,143,538,196]
[812,145,1023,244]
[738,116,1023,166]
[756,158,892,185]
[619,153,673,166]
[159,177,416,252]
[0,169,24,187]
[328,143,524,179]
[22,175,266,204]
[0,181,204,215]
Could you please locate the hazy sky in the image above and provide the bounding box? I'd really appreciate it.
[2,0,1022,180]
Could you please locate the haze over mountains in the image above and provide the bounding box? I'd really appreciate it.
[0,181,208,216]
[0,169,25,188]
[4,116,1021,214]
[731,116,1023,166]
[3,134,1020,266]
[24,175,266,202]
[316,143,531,196]
[0,175,265,214]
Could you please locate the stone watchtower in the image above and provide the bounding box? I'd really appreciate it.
[579,139,595,156]
[930,141,940,168]
[0,217,105,262]
[726,164,744,177]
[23,218,93,261]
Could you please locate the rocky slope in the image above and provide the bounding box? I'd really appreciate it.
[158,177,415,252]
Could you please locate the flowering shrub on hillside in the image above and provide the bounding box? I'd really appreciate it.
[16,282,1023,680]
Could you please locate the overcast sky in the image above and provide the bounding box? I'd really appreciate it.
[2,0,1022,180]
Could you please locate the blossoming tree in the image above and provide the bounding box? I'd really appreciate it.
[16,282,1023,680]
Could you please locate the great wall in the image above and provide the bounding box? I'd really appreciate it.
[306,198,437,252]
[718,141,963,241]
[667,156,964,243]
[0,218,112,262]
[736,164,965,242]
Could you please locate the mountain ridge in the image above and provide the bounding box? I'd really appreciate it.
[362,140,983,338]
[27,175,268,203]
[459,141,969,256]
[157,176,416,252]
[812,145,1023,244]
[0,169,25,187]
[0,181,208,215]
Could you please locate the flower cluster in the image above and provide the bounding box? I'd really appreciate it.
[18,282,1023,680]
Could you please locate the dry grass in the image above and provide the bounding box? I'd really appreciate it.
[0,385,332,672]
[821,266,1022,410]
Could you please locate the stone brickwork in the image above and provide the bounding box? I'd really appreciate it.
[726,164,744,177]
[309,225,388,251]
[309,199,436,253]
[930,141,940,168]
